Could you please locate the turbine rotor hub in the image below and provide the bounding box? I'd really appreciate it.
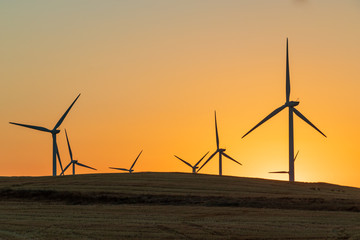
[286,101,299,107]
[52,129,61,134]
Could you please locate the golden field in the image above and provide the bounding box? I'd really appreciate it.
[0,172,359,239]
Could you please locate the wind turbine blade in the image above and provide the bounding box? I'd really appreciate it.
[76,162,97,171]
[174,155,193,168]
[269,171,289,174]
[64,129,73,161]
[222,152,242,165]
[286,38,290,103]
[9,122,51,133]
[109,167,130,171]
[294,150,299,162]
[130,150,142,170]
[197,150,217,172]
[293,108,327,138]
[53,94,81,130]
[242,104,287,138]
[61,162,72,175]
[55,143,64,174]
[214,111,219,149]
[194,151,210,167]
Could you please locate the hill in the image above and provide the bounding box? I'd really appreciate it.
[0,172,359,239]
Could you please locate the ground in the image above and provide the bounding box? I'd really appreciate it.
[0,172,359,239]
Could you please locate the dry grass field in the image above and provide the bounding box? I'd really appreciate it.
[0,172,360,239]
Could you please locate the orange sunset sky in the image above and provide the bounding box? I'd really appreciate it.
[1,1,360,187]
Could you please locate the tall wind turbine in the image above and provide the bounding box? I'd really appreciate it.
[109,150,143,173]
[242,38,326,182]
[61,129,97,175]
[174,151,209,174]
[269,150,299,175]
[9,94,80,176]
[198,111,242,176]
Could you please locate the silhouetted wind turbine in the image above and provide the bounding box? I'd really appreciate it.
[61,129,96,175]
[198,111,242,175]
[9,94,80,176]
[269,150,299,174]
[242,38,326,182]
[109,150,143,173]
[174,151,209,174]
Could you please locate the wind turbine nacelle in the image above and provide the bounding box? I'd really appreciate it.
[129,169,134,173]
[52,129,61,134]
[219,148,226,152]
[287,101,299,107]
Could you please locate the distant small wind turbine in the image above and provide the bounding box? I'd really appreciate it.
[61,129,96,175]
[242,38,326,182]
[9,94,81,176]
[174,151,209,174]
[197,111,242,176]
[109,150,143,173]
[269,150,299,174]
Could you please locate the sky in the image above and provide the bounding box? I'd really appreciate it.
[1,0,360,187]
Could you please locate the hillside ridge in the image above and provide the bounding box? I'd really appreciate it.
[1,172,359,212]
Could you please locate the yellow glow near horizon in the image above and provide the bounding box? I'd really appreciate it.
[0,1,360,188]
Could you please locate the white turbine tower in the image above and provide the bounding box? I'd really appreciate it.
[174,151,209,174]
[197,111,242,176]
[242,39,326,182]
[109,150,143,173]
[61,129,97,175]
[10,94,81,176]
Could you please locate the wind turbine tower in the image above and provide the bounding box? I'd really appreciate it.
[109,150,143,173]
[242,39,326,182]
[174,151,209,173]
[61,129,97,175]
[269,150,299,175]
[10,94,81,176]
[197,111,242,176]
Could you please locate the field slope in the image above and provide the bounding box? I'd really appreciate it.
[0,172,359,239]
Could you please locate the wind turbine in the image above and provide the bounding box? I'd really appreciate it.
[197,111,242,175]
[174,151,209,174]
[109,150,143,173]
[269,150,299,174]
[242,38,326,182]
[9,94,80,176]
[61,129,97,175]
